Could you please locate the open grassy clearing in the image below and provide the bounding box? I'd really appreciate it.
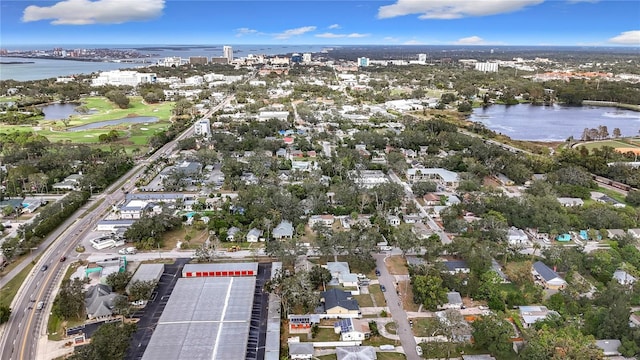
[385,255,409,275]
[55,96,174,127]
[369,284,387,307]
[577,139,640,151]
[354,293,375,308]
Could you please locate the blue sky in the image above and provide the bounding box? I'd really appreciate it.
[1,0,639,47]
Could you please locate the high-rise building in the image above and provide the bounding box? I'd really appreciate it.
[302,53,312,63]
[223,46,233,63]
[357,57,369,67]
[417,53,427,63]
[291,53,302,63]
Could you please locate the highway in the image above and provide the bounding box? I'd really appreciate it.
[0,95,234,360]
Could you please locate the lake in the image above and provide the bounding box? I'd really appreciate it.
[67,116,158,131]
[40,103,81,120]
[469,104,640,141]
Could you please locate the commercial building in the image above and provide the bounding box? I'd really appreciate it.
[142,263,260,360]
[189,56,208,65]
[357,57,370,67]
[474,62,499,73]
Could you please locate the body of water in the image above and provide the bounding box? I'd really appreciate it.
[469,104,640,141]
[40,103,81,120]
[0,44,330,81]
[67,116,158,131]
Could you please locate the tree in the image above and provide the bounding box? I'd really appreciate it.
[411,181,437,197]
[308,265,331,290]
[0,305,10,324]
[471,313,514,358]
[68,322,136,360]
[53,278,85,320]
[626,190,640,207]
[520,325,603,360]
[613,127,622,138]
[105,90,130,109]
[392,224,419,257]
[127,280,157,301]
[106,271,133,293]
[412,274,448,311]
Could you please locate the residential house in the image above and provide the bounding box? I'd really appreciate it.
[226,227,240,241]
[273,220,294,239]
[613,269,636,286]
[628,228,640,239]
[287,314,320,334]
[595,340,622,357]
[246,228,263,243]
[606,229,627,239]
[320,288,360,318]
[403,214,421,224]
[532,261,567,290]
[348,170,388,188]
[446,195,461,206]
[443,260,470,274]
[519,305,560,328]
[557,197,584,207]
[507,227,529,246]
[412,223,433,240]
[85,284,120,320]
[326,262,351,282]
[52,173,83,191]
[496,173,514,186]
[387,215,401,227]
[308,215,335,228]
[334,318,370,341]
[442,291,464,310]
[423,193,440,206]
[336,346,377,360]
[288,342,314,360]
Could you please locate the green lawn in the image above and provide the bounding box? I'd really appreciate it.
[377,353,406,360]
[369,284,387,307]
[0,262,35,308]
[354,293,374,308]
[304,327,339,342]
[412,317,440,337]
[385,321,397,335]
[577,139,640,151]
[596,186,628,204]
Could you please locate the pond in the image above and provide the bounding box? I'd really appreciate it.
[66,116,159,131]
[40,103,81,120]
[469,104,640,141]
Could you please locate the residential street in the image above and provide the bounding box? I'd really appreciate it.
[375,253,420,360]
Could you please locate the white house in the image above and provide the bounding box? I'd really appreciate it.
[441,292,464,310]
[532,261,567,290]
[557,197,584,207]
[273,220,294,239]
[349,170,389,188]
[334,318,369,341]
[246,228,262,243]
[507,227,529,246]
[288,342,314,360]
[386,215,401,227]
[519,305,559,328]
[613,269,636,286]
[308,215,335,228]
[406,168,459,190]
[226,227,240,241]
[194,118,211,138]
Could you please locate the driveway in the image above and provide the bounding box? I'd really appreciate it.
[375,254,420,359]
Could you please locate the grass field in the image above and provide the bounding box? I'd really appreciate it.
[0,262,35,308]
[0,97,174,152]
[577,138,640,152]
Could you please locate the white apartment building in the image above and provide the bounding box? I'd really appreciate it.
[357,57,369,67]
[223,46,233,62]
[157,57,183,67]
[194,118,211,138]
[417,53,427,63]
[475,62,499,72]
[302,53,312,63]
[91,70,157,87]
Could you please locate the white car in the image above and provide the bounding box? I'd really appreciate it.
[416,345,423,357]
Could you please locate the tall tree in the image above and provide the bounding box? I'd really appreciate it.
[412,274,448,311]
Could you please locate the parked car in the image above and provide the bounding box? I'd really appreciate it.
[60,256,67,262]
[40,265,48,272]
[375,269,381,276]
[416,345,423,356]
[380,285,386,292]
[36,301,44,310]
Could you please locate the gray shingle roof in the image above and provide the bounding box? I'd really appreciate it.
[321,288,359,312]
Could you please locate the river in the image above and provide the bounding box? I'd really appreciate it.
[469,104,640,141]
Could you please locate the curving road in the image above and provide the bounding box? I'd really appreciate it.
[0,95,234,360]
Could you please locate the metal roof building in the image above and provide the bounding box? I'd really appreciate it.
[126,263,164,294]
[141,276,256,360]
[182,262,259,278]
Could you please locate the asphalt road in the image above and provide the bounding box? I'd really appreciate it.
[375,254,420,360]
[0,95,235,360]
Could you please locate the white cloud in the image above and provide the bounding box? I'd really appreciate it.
[383,36,400,42]
[315,32,369,38]
[328,24,341,29]
[22,0,164,25]
[454,36,485,45]
[608,30,640,45]
[378,0,543,20]
[274,26,316,40]
[235,28,260,37]
[403,39,424,45]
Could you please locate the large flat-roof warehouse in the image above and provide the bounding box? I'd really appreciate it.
[141,263,258,360]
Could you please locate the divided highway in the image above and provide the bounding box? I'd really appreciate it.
[0,96,233,360]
